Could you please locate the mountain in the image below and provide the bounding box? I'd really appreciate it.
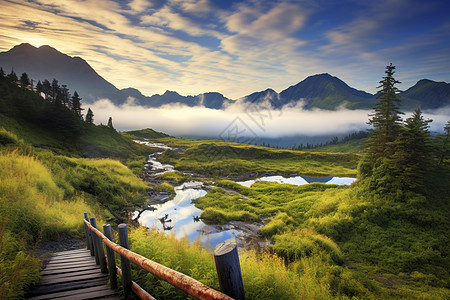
[278,73,376,110]
[0,43,121,103]
[238,88,281,108]
[398,79,450,110]
[0,43,230,109]
[1,43,448,111]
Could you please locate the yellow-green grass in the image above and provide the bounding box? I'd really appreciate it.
[155,139,360,177]
[0,145,150,298]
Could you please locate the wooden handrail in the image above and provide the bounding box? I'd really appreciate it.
[116,266,156,300]
[84,219,234,300]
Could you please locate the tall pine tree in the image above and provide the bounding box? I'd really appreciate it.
[367,63,403,162]
[70,91,83,118]
[359,64,403,181]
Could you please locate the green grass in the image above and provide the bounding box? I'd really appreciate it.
[122,128,171,140]
[155,138,359,177]
[0,144,150,297]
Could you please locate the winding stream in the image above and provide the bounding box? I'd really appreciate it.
[134,141,356,250]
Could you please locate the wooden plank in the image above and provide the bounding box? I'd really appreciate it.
[27,278,108,297]
[44,260,96,269]
[49,253,92,260]
[43,262,97,271]
[51,249,90,256]
[47,256,95,264]
[46,257,95,265]
[50,288,119,300]
[41,268,102,281]
[40,265,98,276]
[28,285,114,300]
[51,249,88,256]
[39,273,108,286]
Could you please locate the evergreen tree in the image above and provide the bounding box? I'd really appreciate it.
[359,64,403,182]
[0,67,5,77]
[42,80,51,100]
[85,108,94,124]
[51,79,60,103]
[19,72,30,89]
[107,117,114,129]
[366,63,403,163]
[391,109,432,193]
[70,91,83,117]
[6,70,18,84]
[437,120,450,165]
[61,84,70,107]
[36,80,43,95]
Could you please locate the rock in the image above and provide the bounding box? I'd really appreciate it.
[199,225,221,234]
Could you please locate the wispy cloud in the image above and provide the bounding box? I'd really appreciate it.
[0,0,449,99]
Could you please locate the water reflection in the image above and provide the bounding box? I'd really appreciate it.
[237,175,356,187]
[134,186,245,250]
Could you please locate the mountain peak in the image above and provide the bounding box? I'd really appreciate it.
[163,90,181,96]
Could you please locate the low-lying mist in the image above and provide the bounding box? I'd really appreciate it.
[88,98,450,146]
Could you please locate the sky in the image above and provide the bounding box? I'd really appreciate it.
[0,0,449,100]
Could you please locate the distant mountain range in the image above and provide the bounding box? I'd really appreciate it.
[1,43,449,110]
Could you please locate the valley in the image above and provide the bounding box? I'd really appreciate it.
[0,50,449,299]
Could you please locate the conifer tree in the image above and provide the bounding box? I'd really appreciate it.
[391,109,432,193]
[42,80,51,100]
[359,64,403,182]
[19,72,30,89]
[61,84,70,107]
[107,117,114,129]
[85,108,94,124]
[36,80,43,95]
[51,79,60,103]
[6,70,18,84]
[0,67,5,77]
[70,91,83,117]
[437,120,450,165]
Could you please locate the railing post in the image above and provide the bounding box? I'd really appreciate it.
[118,224,132,299]
[214,238,245,300]
[103,224,118,289]
[83,212,91,251]
[90,217,107,273]
[90,217,100,264]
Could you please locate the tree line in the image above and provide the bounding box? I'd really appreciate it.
[0,67,98,125]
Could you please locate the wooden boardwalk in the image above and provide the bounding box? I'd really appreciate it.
[27,248,122,300]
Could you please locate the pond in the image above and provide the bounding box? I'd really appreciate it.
[236,175,356,187]
[133,184,246,250]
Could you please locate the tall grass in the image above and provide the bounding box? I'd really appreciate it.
[126,227,366,300]
[0,148,149,298]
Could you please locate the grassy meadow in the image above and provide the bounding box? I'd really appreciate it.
[156,137,360,177]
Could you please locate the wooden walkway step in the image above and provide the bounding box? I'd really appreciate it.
[27,249,122,299]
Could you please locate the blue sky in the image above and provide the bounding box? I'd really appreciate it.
[0,0,449,99]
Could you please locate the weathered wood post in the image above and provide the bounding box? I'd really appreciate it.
[118,223,132,299]
[214,238,245,300]
[83,212,91,251]
[103,224,118,289]
[90,217,100,263]
[90,217,107,273]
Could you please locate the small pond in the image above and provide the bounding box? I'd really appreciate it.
[237,175,356,187]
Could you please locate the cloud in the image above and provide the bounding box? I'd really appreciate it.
[88,98,370,138]
[140,6,224,38]
[0,0,449,101]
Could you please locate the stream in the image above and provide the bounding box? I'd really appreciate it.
[133,141,356,250]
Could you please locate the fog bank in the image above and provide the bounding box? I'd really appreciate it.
[88,99,450,140]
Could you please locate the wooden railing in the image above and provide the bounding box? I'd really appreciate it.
[83,213,245,300]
